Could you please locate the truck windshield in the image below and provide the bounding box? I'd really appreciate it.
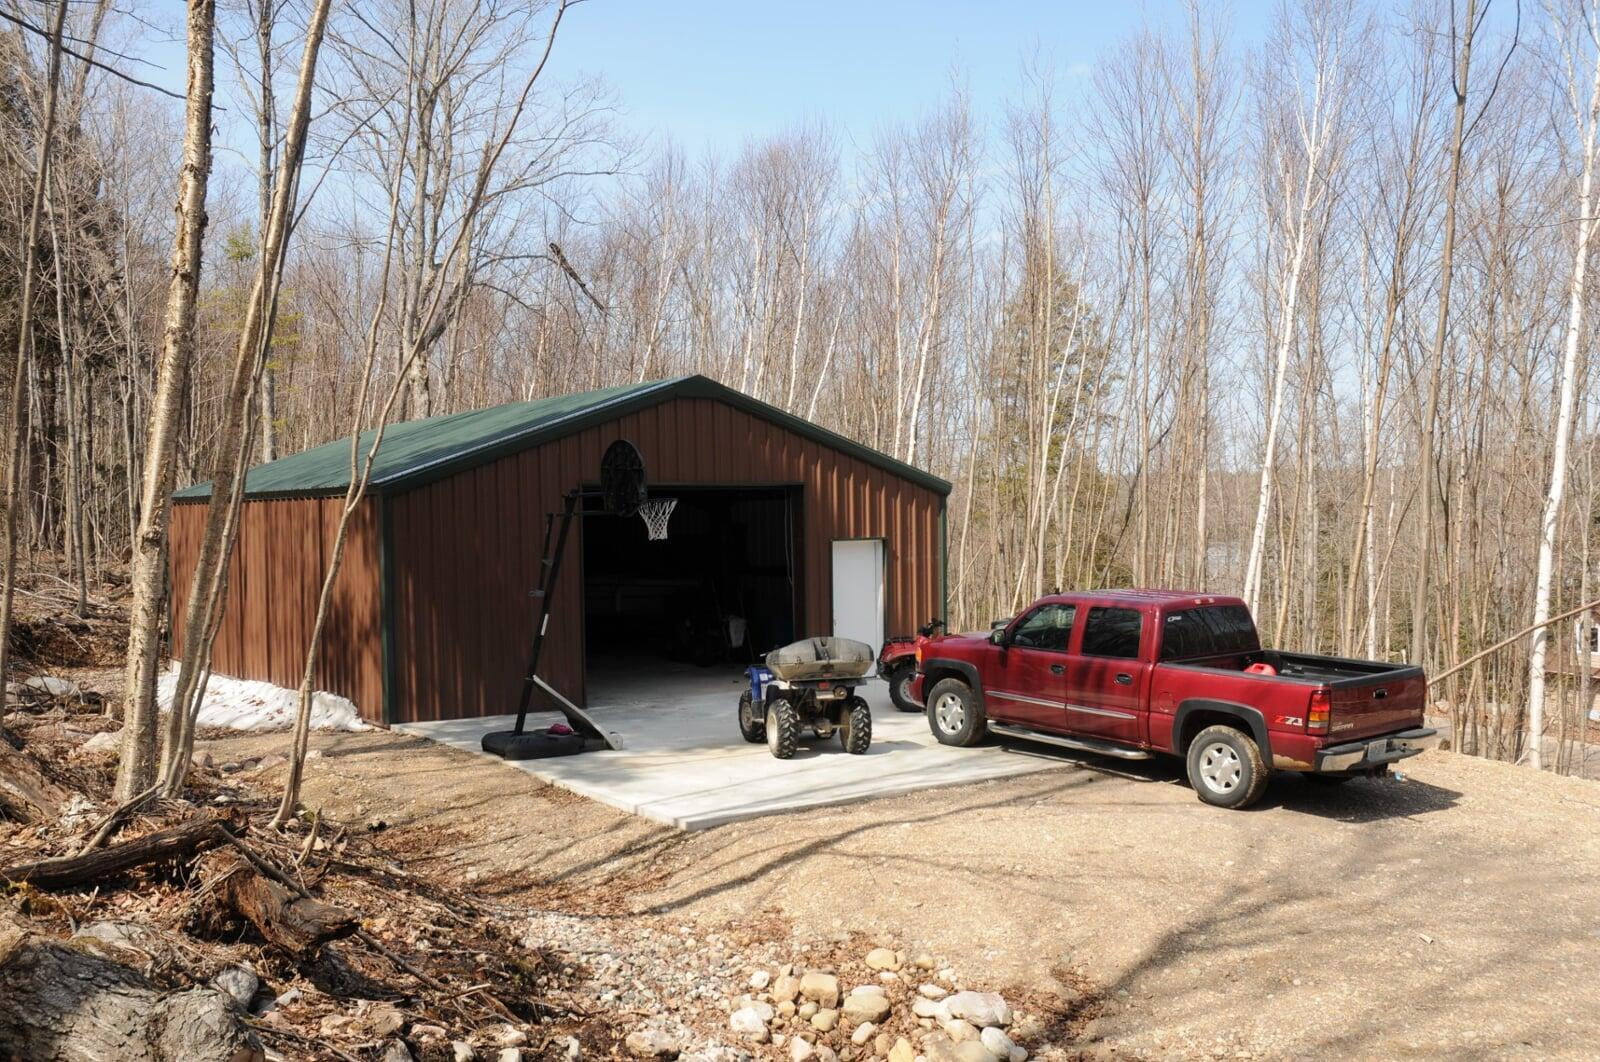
[1159,605,1261,661]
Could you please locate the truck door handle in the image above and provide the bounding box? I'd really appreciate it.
[1115,673,1133,685]
[1050,664,1065,675]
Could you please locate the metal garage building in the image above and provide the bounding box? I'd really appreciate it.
[169,375,951,725]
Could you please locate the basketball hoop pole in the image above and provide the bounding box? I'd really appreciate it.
[485,439,645,758]
[509,489,580,737]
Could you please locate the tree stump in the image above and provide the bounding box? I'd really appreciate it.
[198,849,357,957]
[0,908,263,1061]
[0,742,67,823]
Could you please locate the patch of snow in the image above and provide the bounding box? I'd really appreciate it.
[158,667,369,732]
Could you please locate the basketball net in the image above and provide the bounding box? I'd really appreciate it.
[639,497,676,541]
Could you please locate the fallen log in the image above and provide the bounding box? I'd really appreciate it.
[198,848,358,956]
[0,814,231,891]
[0,907,264,1061]
[0,741,67,823]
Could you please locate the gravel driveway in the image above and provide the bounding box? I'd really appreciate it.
[202,730,1600,1058]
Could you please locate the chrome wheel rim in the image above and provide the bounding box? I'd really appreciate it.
[933,692,966,734]
[766,708,780,754]
[1198,741,1242,793]
[897,674,914,703]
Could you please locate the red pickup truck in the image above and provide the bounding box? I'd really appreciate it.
[909,590,1438,808]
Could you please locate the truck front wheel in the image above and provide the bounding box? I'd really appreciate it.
[1186,724,1269,809]
[927,678,985,747]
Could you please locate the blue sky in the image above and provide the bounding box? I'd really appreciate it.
[136,1,1277,160]
[549,0,1274,154]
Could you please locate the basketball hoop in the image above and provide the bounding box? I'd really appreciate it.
[638,497,676,541]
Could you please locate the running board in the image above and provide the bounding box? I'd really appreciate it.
[989,723,1152,760]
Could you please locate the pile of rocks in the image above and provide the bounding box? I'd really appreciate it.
[515,907,1042,1061]
[724,948,1028,1062]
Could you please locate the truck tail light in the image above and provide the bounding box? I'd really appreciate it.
[915,644,924,664]
[1308,689,1331,732]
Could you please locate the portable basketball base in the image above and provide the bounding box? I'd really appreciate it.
[481,440,654,760]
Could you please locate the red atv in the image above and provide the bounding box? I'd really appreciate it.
[877,618,944,712]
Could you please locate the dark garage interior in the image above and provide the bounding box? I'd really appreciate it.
[581,486,798,673]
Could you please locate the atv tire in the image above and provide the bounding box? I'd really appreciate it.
[738,690,765,743]
[840,697,872,754]
[766,697,800,760]
[885,665,921,712]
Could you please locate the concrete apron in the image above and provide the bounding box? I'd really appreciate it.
[396,663,1069,830]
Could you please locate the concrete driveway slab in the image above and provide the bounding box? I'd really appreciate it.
[396,664,1067,829]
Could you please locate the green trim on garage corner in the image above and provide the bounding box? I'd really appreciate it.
[939,498,948,624]
[379,494,397,726]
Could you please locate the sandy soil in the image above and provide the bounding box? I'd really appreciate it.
[199,728,1600,1059]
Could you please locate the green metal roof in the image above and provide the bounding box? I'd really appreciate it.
[174,375,952,501]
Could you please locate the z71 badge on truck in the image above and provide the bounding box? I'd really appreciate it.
[909,590,1438,809]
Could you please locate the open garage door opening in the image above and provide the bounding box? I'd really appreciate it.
[582,487,799,685]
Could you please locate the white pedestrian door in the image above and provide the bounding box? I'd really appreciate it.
[832,539,885,671]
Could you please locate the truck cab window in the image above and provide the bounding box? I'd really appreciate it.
[1198,604,1261,654]
[1009,604,1076,651]
[1161,610,1214,661]
[1082,606,1142,658]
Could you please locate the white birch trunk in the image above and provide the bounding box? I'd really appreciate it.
[1528,31,1600,770]
[116,0,216,800]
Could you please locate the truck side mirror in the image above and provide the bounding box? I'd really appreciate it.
[989,623,1008,646]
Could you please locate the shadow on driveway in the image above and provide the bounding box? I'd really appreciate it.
[988,735,1461,822]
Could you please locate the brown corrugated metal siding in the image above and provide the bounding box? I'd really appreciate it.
[169,496,384,720]
[171,388,945,726]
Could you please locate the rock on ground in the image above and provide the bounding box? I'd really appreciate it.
[80,730,119,754]
[798,971,839,1009]
[380,1041,413,1062]
[942,1018,979,1043]
[980,1025,1022,1061]
[625,1028,680,1059]
[842,992,891,1024]
[210,966,258,1010]
[864,948,902,971]
[942,991,1011,1029]
[729,1007,770,1041]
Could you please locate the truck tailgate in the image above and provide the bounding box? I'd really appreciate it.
[1327,670,1427,740]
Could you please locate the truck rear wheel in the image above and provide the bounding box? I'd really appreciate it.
[1186,724,1268,809]
[927,678,985,747]
[885,665,921,712]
